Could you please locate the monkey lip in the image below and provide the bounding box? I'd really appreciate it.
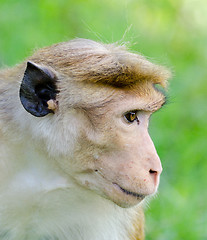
[113,183,146,199]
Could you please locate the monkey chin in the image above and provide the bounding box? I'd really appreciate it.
[112,196,146,209]
[107,183,147,208]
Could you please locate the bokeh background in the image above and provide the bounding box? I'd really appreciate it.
[0,0,206,239]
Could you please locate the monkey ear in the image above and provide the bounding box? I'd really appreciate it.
[20,61,58,117]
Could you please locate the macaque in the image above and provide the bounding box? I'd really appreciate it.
[0,38,170,240]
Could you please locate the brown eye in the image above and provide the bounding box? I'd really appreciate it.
[124,111,139,123]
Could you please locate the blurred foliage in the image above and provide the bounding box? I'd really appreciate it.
[0,0,207,239]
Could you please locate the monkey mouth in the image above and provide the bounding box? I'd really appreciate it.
[113,183,146,200]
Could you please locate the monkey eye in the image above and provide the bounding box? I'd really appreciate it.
[124,111,140,124]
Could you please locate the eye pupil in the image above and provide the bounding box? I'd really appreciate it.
[125,111,138,123]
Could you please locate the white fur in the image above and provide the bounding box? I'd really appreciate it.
[0,138,140,240]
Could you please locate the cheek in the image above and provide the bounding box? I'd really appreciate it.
[94,139,161,195]
[95,151,142,181]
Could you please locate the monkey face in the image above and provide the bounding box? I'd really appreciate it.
[69,85,165,208]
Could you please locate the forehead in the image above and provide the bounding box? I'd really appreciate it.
[68,81,166,119]
[109,83,166,113]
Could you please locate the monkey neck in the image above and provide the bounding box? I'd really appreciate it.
[0,136,141,240]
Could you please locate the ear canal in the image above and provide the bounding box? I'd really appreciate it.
[19,61,58,117]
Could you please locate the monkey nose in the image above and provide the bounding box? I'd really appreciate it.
[147,155,163,176]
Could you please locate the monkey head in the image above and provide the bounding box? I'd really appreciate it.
[19,39,170,208]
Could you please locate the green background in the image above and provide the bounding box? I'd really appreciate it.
[0,0,206,239]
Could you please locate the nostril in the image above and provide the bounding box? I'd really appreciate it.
[149,169,158,175]
[149,169,159,186]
